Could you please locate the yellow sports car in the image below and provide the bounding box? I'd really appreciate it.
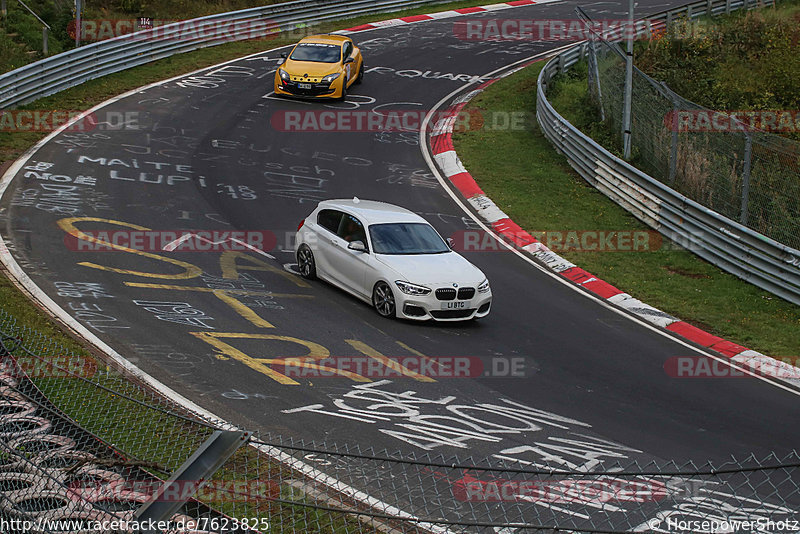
[274,34,363,100]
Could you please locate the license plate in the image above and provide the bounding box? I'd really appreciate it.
[298,83,312,89]
[441,301,470,310]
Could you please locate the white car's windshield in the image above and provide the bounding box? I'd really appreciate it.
[369,223,450,255]
[289,43,341,63]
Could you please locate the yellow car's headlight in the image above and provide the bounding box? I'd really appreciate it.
[321,72,341,84]
[278,68,290,81]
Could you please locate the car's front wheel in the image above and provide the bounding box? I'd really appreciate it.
[372,281,396,318]
[296,245,317,280]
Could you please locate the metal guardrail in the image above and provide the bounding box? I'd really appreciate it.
[0,0,451,109]
[536,0,800,306]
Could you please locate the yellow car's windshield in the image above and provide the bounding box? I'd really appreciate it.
[289,43,341,63]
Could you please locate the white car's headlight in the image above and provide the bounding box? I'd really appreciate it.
[477,279,491,293]
[278,68,290,81]
[395,281,431,296]
[321,72,341,84]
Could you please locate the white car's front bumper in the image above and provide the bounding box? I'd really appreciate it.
[394,284,492,321]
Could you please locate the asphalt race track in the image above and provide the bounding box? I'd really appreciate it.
[1,0,798,513]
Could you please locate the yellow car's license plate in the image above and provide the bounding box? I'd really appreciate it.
[298,83,312,89]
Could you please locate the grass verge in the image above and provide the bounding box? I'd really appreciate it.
[453,61,800,358]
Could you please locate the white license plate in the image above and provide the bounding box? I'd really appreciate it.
[441,301,470,310]
[298,83,312,89]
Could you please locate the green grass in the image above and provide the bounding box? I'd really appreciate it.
[453,61,800,358]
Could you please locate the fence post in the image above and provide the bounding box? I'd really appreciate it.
[622,0,634,159]
[75,0,81,47]
[42,26,47,55]
[740,134,753,225]
[588,39,605,121]
[668,98,679,185]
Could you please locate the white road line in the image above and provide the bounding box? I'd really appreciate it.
[162,233,276,259]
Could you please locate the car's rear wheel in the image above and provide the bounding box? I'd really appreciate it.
[297,245,317,280]
[372,282,396,318]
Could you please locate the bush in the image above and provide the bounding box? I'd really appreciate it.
[636,3,800,141]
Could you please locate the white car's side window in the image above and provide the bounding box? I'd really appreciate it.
[317,209,344,234]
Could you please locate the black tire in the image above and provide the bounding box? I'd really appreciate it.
[372,281,396,318]
[296,245,317,280]
[338,81,348,101]
[354,63,364,85]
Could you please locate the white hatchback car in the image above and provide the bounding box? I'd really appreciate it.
[295,199,492,321]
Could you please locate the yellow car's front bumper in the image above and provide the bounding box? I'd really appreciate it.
[273,76,344,99]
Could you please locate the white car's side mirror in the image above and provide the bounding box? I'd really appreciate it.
[348,240,367,252]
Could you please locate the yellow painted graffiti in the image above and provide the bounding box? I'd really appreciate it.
[57,217,202,280]
[191,333,436,386]
[190,332,368,385]
[124,282,313,329]
[220,251,309,287]
[346,340,435,382]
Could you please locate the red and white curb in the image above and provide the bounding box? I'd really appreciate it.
[428,62,800,388]
[339,0,561,33]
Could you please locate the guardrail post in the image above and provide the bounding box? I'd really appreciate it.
[42,26,47,55]
[725,0,731,13]
[1,0,6,18]
[133,430,248,533]
[706,0,713,15]
[740,134,753,226]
